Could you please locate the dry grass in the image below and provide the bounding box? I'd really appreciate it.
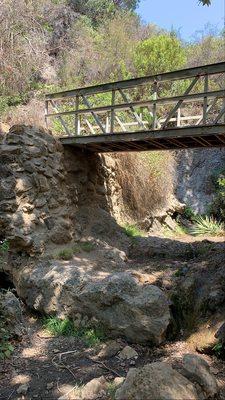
[2,99,46,129]
[114,151,175,220]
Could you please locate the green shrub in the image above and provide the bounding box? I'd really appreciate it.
[211,170,225,221]
[107,382,117,399]
[134,34,186,76]
[190,215,225,236]
[213,342,224,358]
[43,317,76,336]
[183,206,196,220]
[73,244,82,254]
[42,317,105,346]
[123,224,144,238]
[80,242,95,252]
[56,248,74,260]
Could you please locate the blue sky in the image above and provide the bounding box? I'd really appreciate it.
[137,0,225,41]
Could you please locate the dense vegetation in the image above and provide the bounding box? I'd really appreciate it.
[0,0,223,114]
[0,0,224,224]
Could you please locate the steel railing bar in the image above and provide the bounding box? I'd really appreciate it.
[45,90,225,120]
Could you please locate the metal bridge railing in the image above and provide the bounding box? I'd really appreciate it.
[45,62,225,137]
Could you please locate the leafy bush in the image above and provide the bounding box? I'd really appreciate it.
[56,248,74,260]
[134,34,186,76]
[190,215,225,237]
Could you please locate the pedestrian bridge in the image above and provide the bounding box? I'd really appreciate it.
[45,62,225,152]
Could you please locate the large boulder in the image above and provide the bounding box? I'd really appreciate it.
[0,291,24,338]
[115,362,199,400]
[115,357,219,400]
[76,272,171,345]
[180,354,218,398]
[14,263,171,344]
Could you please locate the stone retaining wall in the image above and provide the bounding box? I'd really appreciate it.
[0,125,121,255]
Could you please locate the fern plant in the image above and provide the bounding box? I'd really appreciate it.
[190,215,225,236]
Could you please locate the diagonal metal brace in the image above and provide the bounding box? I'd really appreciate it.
[214,102,225,123]
[118,89,147,130]
[196,97,218,125]
[162,75,200,128]
[50,100,71,136]
[82,95,106,134]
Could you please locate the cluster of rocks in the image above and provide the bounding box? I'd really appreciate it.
[116,354,218,400]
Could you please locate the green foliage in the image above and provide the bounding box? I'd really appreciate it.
[211,170,225,221]
[0,240,9,255]
[183,206,196,220]
[107,382,117,399]
[213,342,223,357]
[43,317,76,336]
[56,248,74,260]
[134,34,186,76]
[0,299,14,360]
[190,215,225,236]
[43,316,105,346]
[123,223,144,237]
[55,242,95,260]
[0,240,9,268]
[0,332,14,359]
[80,241,95,252]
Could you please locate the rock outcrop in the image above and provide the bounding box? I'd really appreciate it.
[115,356,218,400]
[0,291,24,338]
[176,148,225,214]
[115,362,199,400]
[13,265,171,344]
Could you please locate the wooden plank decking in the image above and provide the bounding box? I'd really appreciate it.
[60,124,225,153]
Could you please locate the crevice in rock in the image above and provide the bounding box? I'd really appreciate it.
[0,271,15,291]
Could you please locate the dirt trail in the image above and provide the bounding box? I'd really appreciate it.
[1,234,225,399]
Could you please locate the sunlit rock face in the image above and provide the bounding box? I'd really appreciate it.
[175,148,225,214]
[0,125,121,255]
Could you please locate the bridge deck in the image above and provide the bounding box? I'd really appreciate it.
[60,124,225,153]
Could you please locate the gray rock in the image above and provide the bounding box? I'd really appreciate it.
[0,291,24,338]
[180,354,218,398]
[118,346,138,360]
[215,322,225,344]
[97,340,122,359]
[77,272,171,344]
[81,376,107,400]
[17,384,29,395]
[115,362,199,400]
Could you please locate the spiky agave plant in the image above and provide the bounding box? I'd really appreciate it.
[190,215,225,236]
